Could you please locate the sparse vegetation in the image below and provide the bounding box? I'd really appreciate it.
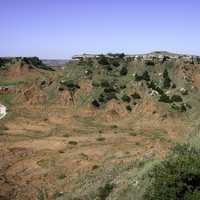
[1,53,200,200]
[120,66,128,76]
[144,144,200,200]
[122,94,131,103]
[68,141,78,145]
[60,80,80,104]
[98,182,115,200]
[162,69,171,89]
[96,137,106,141]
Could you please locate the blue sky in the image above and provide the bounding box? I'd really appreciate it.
[0,0,200,58]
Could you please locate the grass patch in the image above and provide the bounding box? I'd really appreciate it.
[128,129,168,142]
[37,159,56,168]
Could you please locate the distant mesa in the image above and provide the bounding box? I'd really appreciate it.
[71,51,200,65]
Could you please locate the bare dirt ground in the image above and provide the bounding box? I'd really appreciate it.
[0,100,191,200]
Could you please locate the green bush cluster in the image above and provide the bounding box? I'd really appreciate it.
[171,95,183,102]
[171,103,187,112]
[120,66,128,76]
[144,143,200,200]
[98,182,115,200]
[162,69,171,89]
[135,71,150,82]
[131,92,141,100]
[98,55,110,65]
[159,94,172,103]
[121,94,131,103]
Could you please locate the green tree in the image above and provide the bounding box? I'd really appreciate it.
[98,55,110,65]
[163,69,171,89]
[120,66,128,76]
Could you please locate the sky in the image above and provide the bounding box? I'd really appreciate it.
[0,0,200,59]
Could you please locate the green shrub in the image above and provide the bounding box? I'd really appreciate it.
[147,81,157,90]
[142,71,151,81]
[171,103,187,112]
[122,94,131,103]
[171,94,183,102]
[63,133,70,138]
[147,81,164,95]
[111,59,120,67]
[159,94,172,103]
[131,92,141,99]
[126,105,132,112]
[92,81,100,87]
[98,92,118,103]
[120,84,126,89]
[104,87,117,93]
[92,165,99,170]
[197,56,200,64]
[180,103,187,112]
[68,141,78,145]
[144,143,200,200]
[96,137,106,142]
[100,79,110,87]
[108,53,125,59]
[145,60,155,66]
[135,71,150,82]
[92,99,100,108]
[98,182,115,200]
[135,73,143,81]
[23,57,43,66]
[120,66,128,76]
[98,55,110,65]
[162,69,171,89]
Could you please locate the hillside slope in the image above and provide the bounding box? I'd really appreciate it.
[1,53,200,200]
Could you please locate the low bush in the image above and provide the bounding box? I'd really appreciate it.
[68,141,78,145]
[144,143,200,200]
[104,87,117,93]
[159,94,172,103]
[100,79,110,88]
[171,103,187,112]
[96,137,106,142]
[92,99,100,108]
[126,105,132,112]
[98,92,118,103]
[145,60,155,66]
[131,92,141,99]
[98,55,110,65]
[92,81,100,87]
[98,182,115,200]
[120,66,128,76]
[135,71,150,82]
[122,94,131,103]
[171,94,183,102]
[111,59,120,67]
[162,69,171,89]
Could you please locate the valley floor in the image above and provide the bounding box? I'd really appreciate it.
[0,103,192,200]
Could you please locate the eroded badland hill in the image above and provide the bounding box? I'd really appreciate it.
[1,52,200,200]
